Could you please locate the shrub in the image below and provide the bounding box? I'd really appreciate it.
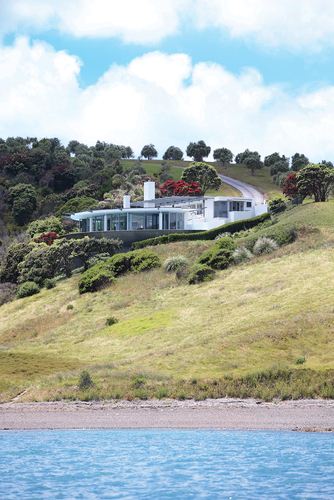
[27,216,64,238]
[163,255,189,272]
[244,225,298,251]
[132,377,147,389]
[131,212,271,250]
[78,370,94,389]
[268,196,286,212]
[215,232,231,240]
[295,357,306,365]
[198,240,235,270]
[78,263,116,294]
[233,246,253,264]
[17,281,40,298]
[87,253,111,269]
[33,232,58,246]
[0,242,33,284]
[67,304,74,310]
[156,387,168,399]
[17,247,54,286]
[253,237,279,256]
[130,250,161,273]
[106,253,132,276]
[188,264,215,284]
[44,278,56,289]
[106,316,118,326]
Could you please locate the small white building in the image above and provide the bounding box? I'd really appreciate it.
[70,181,267,233]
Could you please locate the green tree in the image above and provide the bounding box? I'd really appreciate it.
[213,148,233,168]
[244,156,263,176]
[296,163,334,202]
[269,160,290,177]
[56,197,98,217]
[27,215,65,238]
[71,236,123,271]
[186,141,211,162]
[291,153,309,171]
[235,149,261,165]
[181,162,221,195]
[0,242,33,283]
[9,183,38,225]
[162,146,183,161]
[264,152,287,167]
[141,144,158,160]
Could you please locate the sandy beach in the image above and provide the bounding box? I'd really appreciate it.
[1,398,334,431]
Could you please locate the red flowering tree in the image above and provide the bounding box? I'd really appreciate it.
[34,232,58,246]
[159,180,202,197]
[283,173,299,199]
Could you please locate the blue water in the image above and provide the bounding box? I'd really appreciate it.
[1,430,334,499]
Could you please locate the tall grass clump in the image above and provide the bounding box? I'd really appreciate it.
[163,255,189,272]
[233,246,253,264]
[253,237,278,256]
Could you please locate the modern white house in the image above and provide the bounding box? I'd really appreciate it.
[70,181,268,234]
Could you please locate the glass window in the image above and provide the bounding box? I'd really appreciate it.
[214,201,228,218]
[79,219,88,232]
[145,214,159,229]
[92,216,103,231]
[229,201,244,212]
[176,213,184,229]
[170,213,176,229]
[246,202,252,208]
[119,214,127,230]
[131,214,144,230]
[162,213,169,229]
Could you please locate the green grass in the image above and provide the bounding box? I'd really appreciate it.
[1,204,334,402]
[139,160,282,199]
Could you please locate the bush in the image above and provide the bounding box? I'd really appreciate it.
[244,225,298,251]
[163,255,189,272]
[295,357,306,365]
[78,263,117,294]
[67,304,74,310]
[17,281,40,298]
[27,216,65,238]
[106,316,118,326]
[131,212,271,250]
[78,370,94,389]
[17,247,54,286]
[253,237,279,256]
[198,244,234,270]
[0,242,33,284]
[132,377,147,389]
[233,246,253,264]
[188,264,215,284]
[130,250,161,273]
[44,278,56,289]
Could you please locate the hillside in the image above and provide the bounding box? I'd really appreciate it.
[142,159,282,199]
[1,202,334,403]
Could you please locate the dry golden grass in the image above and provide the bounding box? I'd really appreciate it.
[1,214,334,402]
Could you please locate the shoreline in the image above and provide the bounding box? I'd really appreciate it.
[1,398,334,432]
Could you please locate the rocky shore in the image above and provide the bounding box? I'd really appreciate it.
[1,398,334,431]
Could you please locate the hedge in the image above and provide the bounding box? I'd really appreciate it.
[131,212,271,250]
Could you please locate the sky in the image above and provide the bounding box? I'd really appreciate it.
[1,0,334,162]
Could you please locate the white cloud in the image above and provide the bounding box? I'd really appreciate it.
[1,0,334,50]
[1,39,334,162]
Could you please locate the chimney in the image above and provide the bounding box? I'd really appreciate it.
[144,181,155,208]
[123,195,130,209]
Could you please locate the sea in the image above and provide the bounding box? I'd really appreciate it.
[1,430,334,499]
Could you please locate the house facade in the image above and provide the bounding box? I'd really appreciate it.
[70,181,268,233]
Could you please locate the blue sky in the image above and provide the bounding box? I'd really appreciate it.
[1,0,334,161]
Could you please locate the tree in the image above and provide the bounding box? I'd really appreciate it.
[291,153,309,171]
[235,149,261,165]
[283,173,299,199]
[296,163,334,202]
[27,215,65,238]
[71,237,122,271]
[244,156,263,176]
[186,141,211,162]
[264,152,287,167]
[321,160,334,169]
[9,183,38,225]
[0,242,33,283]
[213,148,233,168]
[162,146,183,161]
[269,160,290,177]
[159,180,202,197]
[141,144,158,160]
[181,162,221,195]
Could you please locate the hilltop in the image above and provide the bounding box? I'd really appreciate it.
[1,202,334,403]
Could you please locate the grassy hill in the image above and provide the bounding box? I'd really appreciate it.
[1,202,334,403]
[140,159,282,199]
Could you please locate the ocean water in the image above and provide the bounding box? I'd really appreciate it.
[1,430,334,499]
